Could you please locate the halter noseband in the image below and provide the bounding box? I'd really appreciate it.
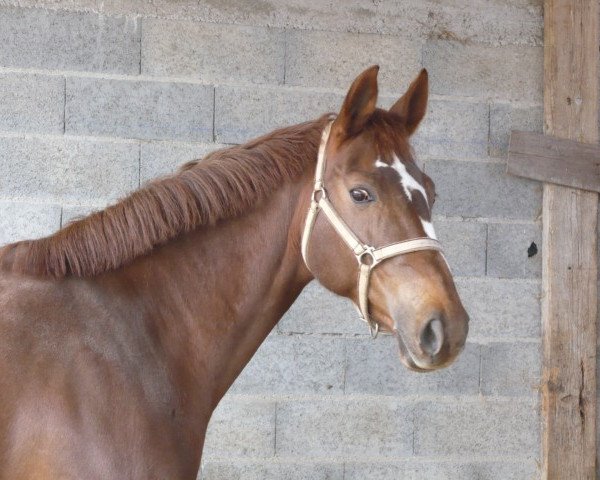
[301,120,444,338]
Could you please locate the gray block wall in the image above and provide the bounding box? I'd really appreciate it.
[0,1,546,479]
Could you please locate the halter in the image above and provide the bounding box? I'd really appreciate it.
[301,120,444,338]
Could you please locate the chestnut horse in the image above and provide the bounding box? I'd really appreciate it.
[0,66,468,479]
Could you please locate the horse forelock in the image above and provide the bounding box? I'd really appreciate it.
[2,116,330,278]
[366,109,415,166]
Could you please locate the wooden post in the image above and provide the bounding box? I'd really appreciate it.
[542,1,598,478]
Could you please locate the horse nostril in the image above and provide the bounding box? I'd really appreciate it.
[419,317,444,358]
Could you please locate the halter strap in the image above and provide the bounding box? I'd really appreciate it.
[301,120,445,338]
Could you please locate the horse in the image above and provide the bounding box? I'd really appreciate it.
[0,65,469,479]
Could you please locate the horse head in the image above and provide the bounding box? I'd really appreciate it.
[301,66,469,371]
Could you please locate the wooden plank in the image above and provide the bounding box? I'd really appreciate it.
[507,130,600,193]
[541,1,598,479]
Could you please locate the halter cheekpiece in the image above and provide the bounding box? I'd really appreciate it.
[301,120,445,338]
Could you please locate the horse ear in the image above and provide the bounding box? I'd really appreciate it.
[335,65,379,137]
[389,69,428,136]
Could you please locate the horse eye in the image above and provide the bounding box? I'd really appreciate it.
[350,188,372,203]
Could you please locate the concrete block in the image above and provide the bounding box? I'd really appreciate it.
[425,160,542,220]
[0,74,64,134]
[0,7,140,74]
[229,335,345,394]
[217,89,487,158]
[489,103,543,157]
[409,99,490,159]
[276,398,413,457]
[345,337,480,395]
[434,219,487,277]
[203,397,275,457]
[66,78,214,141]
[481,342,541,397]
[278,281,365,335]
[414,399,539,456]
[424,41,543,102]
[7,1,543,47]
[0,201,61,245]
[344,460,539,480]
[140,142,226,184]
[285,30,422,93]
[199,461,343,480]
[0,137,138,203]
[456,277,540,339]
[487,222,542,278]
[215,85,343,144]
[142,19,284,84]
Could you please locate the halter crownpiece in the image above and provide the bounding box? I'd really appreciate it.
[301,120,445,338]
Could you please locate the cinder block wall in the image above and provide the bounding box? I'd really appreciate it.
[0,1,545,479]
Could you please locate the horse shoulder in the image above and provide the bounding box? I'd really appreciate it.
[0,273,186,478]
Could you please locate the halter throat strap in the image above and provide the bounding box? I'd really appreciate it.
[301,120,444,338]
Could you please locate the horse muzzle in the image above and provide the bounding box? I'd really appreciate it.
[394,309,469,372]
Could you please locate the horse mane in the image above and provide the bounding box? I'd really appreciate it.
[2,115,331,278]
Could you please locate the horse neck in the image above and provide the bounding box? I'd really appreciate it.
[111,175,314,410]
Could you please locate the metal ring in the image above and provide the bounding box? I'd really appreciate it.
[358,249,377,267]
[311,187,327,203]
[369,321,379,339]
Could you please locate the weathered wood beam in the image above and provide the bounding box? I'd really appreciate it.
[541,1,598,479]
[508,130,600,193]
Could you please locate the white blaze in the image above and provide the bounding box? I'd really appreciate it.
[420,219,438,240]
[375,155,437,240]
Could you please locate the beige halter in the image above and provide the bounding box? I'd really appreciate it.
[301,120,444,338]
